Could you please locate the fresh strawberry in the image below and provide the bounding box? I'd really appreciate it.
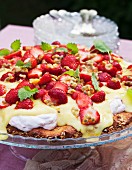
[38,72,52,85]
[4,51,21,60]
[112,61,122,71]
[91,91,105,103]
[76,92,92,108]
[79,107,100,125]
[43,53,54,64]
[0,84,6,96]
[92,54,104,63]
[127,65,132,70]
[80,73,91,82]
[1,72,15,82]
[16,80,35,89]
[37,63,49,73]
[34,89,47,99]
[22,46,32,51]
[48,64,62,75]
[0,59,10,68]
[30,47,44,59]
[98,72,111,82]
[15,99,33,109]
[15,72,27,81]
[105,64,118,77]
[22,50,34,61]
[71,91,80,100]
[75,84,83,92]
[24,56,37,68]
[52,41,61,45]
[53,81,68,93]
[28,68,42,79]
[45,81,56,90]
[5,89,19,104]
[121,75,132,82]
[48,88,67,105]
[97,62,106,71]
[61,54,79,70]
[107,80,121,89]
[103,54,110,60]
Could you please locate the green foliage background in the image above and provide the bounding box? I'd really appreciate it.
[0,0,132,39]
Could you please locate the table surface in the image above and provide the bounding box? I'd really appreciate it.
[0,24,132,170]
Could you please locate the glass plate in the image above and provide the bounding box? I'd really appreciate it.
[0,127,132,150]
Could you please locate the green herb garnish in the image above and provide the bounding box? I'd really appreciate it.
[16,60,31,68]
[93,40,112,53]
[63,67,80,81]
[127,88,132,98]
[18,86,38,101]
[41,42,52,51]
[11,39,21,51]
[0,49,10,56]
[66,43,78,54]
[91,73,99,91]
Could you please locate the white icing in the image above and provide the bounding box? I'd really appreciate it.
[110,97,126,114]
[9,114,57,132]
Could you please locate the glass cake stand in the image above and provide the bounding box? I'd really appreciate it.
[0,127,132,161]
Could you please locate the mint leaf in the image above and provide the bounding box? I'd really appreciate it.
[127,88,132,98]
[41,42,52,51]
[18,86,38,101]
[63,67,80,80]
[16,60,31,68]
[93,40,112,53]
[67,43,78,54]
[11,40,21,51]
[54,47,68,53]
[0,49,10,56]
[91,73,99,91]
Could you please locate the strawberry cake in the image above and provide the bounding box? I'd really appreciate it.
[0,40,131,140]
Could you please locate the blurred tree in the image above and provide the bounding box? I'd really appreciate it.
[0,0,131,39]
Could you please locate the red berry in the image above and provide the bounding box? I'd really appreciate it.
[43,53,54,64]
[91,91,105,103]
[45,81,56,90]
[53,81,68,93]
[105,64,118,77]
[4,51,22,60]
[24,56,37,68]
[80,73,91,82]
[127,65,132,70]
[28,68,42,79]
[76,92,92,109]
[48,88,67,105]
[61,54,79,70]
[30,47,44,59]
[112,61,122,71]
[16,80,35,89]
[79,107,100,125]
[34,89,47,99]
[0,84,6,96]
[52,41,61,45]
[38,72,52,86]
[107,80,121,89]
[5,89,19,104]
[15,99,33,109]
[1,72,15,82]
[98,72,111,82]
[92,54,104,63]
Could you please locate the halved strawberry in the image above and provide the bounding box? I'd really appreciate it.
[34,89,47,99]
[16,80,35,89]
[22,50,34,61]
[30,47,44,59]
[28,68,42,79]
[75,84,83,92]
[45,81,56,90]
[61,54,79,70]
[80,73,91,82]
[43,53,54,64]
[53,81,68,93]
[24,56,37,68]
[15,98,33,109]
[48,88,67,105]
[97,62,106,72]
[38,72,52,86]
[91,91,105,103]
[76,92,92,109]
[0,59,10,68]
[98,72,111,82]
[79,107,100,125]
[127,65,132,70]
[48,64,62,75]
[5,89,19,104]
[121,75,132,82]
[1,72,15,82]
[105,64,118,77]
[107,80,121,89]
[4,50,22,60]
[37,63,49,73]
[41,91,52,104]
[112,61,122,71]
[0,84,6,96]
[22,46,32,51]
[52,41,61,45]
[92,54,104,63]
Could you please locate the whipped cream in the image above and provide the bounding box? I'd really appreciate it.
[9,114,57,132]
[110,97,126,114]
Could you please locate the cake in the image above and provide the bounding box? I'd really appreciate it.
[0,40,131,140]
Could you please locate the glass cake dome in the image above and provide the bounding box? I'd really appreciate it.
[33,9,119,52]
